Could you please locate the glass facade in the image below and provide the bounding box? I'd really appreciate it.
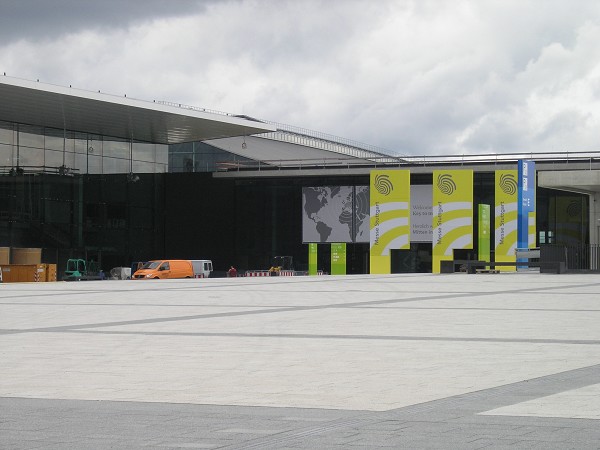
[0,117,593,277]
[169,141,254,173]
[0,121,168,176]
[0,119,168,276]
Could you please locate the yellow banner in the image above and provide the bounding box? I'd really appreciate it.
[432,170,473,273]
[528,212,536,248]
[495,170,518,271]
[370,170,410,274]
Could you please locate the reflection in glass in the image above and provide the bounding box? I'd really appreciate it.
[17,146,44,167]
[0,121,167,175]
[0,142,12,167]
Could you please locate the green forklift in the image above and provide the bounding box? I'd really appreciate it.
[63,259,104,281]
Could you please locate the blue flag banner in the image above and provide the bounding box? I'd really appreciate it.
[517,160,536,254]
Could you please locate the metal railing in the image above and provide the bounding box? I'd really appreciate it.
[540,244,600,272]
[399,151,600,167]
[214,155,402,171]
[0,165,80,176]
[258,123,403,162]
[214,151,600,172]
[155,100,239,118]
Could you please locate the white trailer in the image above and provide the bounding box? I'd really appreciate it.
[191,260,213,278]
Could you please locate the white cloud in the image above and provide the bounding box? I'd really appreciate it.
[1,0,599,155]
[458,20,600,153]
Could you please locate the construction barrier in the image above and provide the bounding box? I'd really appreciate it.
[245,271,271,277]
[243,270,325,277]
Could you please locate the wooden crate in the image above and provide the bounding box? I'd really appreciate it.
[0,264,51,282]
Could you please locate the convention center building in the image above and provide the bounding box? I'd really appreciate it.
[1,76,599,276]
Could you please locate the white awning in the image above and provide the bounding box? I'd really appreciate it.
[0,76,275,143]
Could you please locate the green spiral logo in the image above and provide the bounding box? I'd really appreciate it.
[499,173,517,195]
[375,174,394,196]
[437,174,456,195]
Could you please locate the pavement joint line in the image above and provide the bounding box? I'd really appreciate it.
[3,281,600,336]
[1,277,598,302]
[26,329,600,346]
[350,306,600,312]
[3,302,600,314]
[215,363,600,449]
[0,275,430,300]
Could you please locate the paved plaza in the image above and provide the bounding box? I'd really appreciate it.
[1,273,600,449]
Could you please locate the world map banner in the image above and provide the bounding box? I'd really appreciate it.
[432,170,473,273]
[369,170,410,274]
[302,186,369,243]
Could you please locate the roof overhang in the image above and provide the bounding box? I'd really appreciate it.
[206,135,377,167]
[538,170,600,194]
[0,76,276,144]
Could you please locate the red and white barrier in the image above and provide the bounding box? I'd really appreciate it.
[279,270,295,276]
[245,271,271,277]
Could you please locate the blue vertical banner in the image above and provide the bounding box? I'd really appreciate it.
[517,160,536,252]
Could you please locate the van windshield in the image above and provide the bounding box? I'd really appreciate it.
[141,261,162,270]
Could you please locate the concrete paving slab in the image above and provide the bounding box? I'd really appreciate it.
[481,383,600,420]
[2,273,600,448]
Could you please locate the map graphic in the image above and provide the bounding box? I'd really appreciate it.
[302,186,354,243]
[354,186,369,242]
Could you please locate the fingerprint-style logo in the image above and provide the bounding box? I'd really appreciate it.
[375,174,394,196]
[566,200,581,217]
[437,174,456,195]
[499,173,517,196]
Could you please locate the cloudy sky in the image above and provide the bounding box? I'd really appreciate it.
[1,0,599,156]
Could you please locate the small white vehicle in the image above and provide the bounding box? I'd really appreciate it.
[109,267,132,280]
[191,260,213,278]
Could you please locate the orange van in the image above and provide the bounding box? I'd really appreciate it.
[132,260,193,279]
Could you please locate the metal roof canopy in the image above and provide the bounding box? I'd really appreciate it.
[0,76,275,144]
[205,135,378,167]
